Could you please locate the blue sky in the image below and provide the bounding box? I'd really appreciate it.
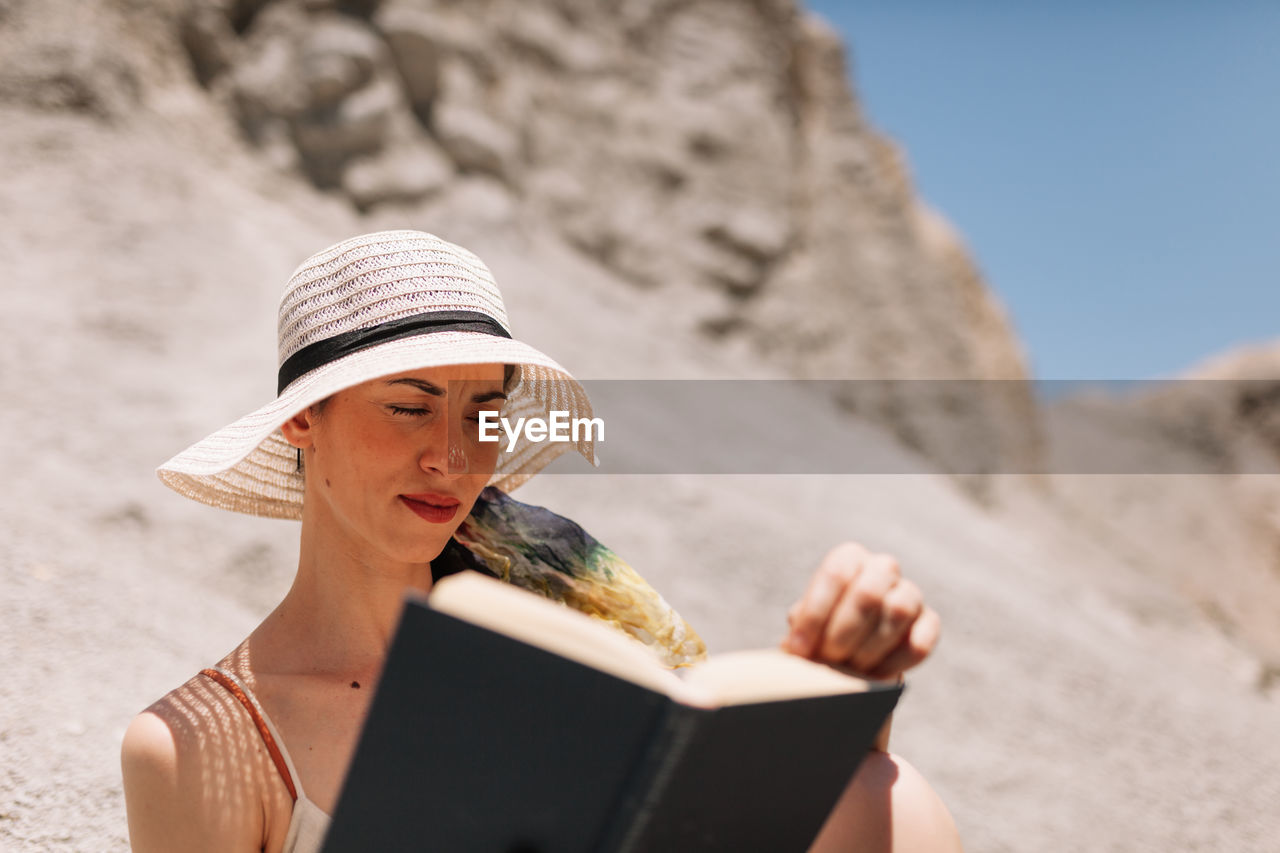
[804,2,1280,379]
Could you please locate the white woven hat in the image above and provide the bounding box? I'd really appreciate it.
[158,230,597,519]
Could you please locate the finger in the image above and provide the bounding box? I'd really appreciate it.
[778,603,801,649]
[849,578,923,673]
[864,606,941,680]
[817,553,900,663]
[785,542,868,657]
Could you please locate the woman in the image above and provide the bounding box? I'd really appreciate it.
[122,230,961,852]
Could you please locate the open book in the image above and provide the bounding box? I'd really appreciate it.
[321,572,904,853]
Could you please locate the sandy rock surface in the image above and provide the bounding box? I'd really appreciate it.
[3,2,1279,851]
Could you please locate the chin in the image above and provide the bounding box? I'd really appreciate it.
[397,538,452,567]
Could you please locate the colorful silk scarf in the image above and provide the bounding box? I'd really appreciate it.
[449,487,707,669]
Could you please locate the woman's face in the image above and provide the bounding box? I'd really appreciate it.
[287,363,507,567]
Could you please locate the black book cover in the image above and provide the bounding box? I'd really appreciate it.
[321,595,903,853]
[602,689,903,852]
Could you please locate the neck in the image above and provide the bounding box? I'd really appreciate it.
[252,504,438,680]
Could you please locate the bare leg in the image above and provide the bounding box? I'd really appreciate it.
[809,751,963,853]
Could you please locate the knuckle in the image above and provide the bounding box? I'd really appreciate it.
[821,561,853,584]
[824,542,869,576]
[884,598,917,626]
[851,584,883,615]
[864,554,898,587]
[833,541,870,560]
[876,553,902,579]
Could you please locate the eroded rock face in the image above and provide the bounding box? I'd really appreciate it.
[172,0,1039,483]
[1038,344,1280,674]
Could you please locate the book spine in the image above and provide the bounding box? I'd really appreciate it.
[594,704,701,853]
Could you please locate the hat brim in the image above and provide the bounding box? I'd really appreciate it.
[157,331,597,520]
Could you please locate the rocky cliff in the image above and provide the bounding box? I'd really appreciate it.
[174,0,1043,479]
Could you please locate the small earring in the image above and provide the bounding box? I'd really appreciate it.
[296,447,302,473]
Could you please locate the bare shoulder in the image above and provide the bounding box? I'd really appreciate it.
[120,708,181,782]
[122,672,285,853]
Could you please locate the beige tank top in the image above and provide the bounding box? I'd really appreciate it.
[201,667,332,853]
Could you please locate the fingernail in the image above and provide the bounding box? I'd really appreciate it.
[787,631,810,655]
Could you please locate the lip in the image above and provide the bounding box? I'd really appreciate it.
[399,494,462,524]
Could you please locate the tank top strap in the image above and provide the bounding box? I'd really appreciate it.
[200,666,305,803]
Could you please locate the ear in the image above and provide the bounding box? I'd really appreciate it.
[280,407,318,450]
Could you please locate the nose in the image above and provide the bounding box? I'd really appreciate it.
[418,416,470,476]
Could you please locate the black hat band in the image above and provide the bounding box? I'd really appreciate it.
[277,310,512,395]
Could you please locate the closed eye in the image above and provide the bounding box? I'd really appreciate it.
[388,405,431,416]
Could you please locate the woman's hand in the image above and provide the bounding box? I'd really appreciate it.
[786,545,957,837]
[783,542,940,681]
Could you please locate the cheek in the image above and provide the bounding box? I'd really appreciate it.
[469,439,501,471]
[460,471,494,516]
[460,439,499,490]
[457,424,501,472]
[320,425,405,482]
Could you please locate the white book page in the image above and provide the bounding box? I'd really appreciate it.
[681,649,870,706]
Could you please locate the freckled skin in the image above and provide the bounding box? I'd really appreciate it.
[287,365,507,570]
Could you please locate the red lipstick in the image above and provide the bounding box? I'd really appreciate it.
[399,494,462,524]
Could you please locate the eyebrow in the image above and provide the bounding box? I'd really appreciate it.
[385,378,507,404]
[387,378,445,396]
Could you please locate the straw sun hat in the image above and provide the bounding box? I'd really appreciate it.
[158,230,597,520]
